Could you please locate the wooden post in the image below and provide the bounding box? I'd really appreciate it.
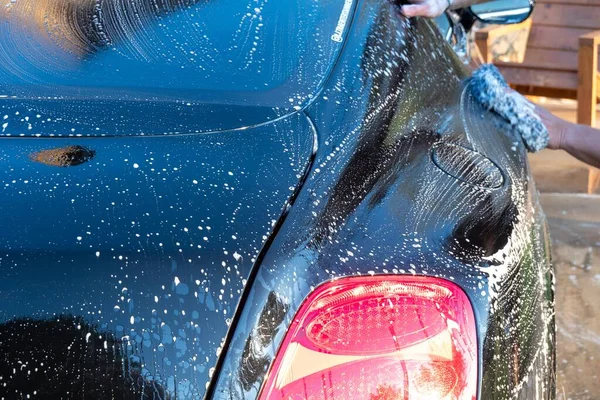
[589,169,600,194]
[475,34,492,64]
[577,32,600,193]
[577,32,599,126]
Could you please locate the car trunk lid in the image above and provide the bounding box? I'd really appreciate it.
[0,112,315,398]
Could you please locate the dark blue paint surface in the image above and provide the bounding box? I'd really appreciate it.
[212,2,554,399]
[0,0,554,399]
[0,115,316,398]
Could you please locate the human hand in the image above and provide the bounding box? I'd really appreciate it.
[401,0,452,18]
[534,105,568,150]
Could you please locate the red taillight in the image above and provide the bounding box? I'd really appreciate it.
[259,276,477,400]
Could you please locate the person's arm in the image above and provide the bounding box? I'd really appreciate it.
[536,106,600,169]
[400,0,488,18]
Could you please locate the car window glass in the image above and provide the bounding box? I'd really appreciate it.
[433,14,452,41]
[0,0,352,107]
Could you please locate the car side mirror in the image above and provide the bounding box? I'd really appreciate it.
[469,0,534,24]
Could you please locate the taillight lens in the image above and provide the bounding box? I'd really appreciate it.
[259,276,477,400]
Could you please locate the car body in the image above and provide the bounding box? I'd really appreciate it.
[0,0,554,399]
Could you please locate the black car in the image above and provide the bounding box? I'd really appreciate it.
[0,0,553,399]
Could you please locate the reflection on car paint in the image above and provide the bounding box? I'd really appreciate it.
[30,145,96,167]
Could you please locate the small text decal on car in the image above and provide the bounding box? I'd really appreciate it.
[332,0,353,42]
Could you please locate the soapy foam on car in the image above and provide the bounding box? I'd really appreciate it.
[470,64,549,153]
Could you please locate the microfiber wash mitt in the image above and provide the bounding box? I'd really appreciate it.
[470,64,549,153]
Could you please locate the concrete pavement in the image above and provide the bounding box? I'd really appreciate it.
[539,194,600,400]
